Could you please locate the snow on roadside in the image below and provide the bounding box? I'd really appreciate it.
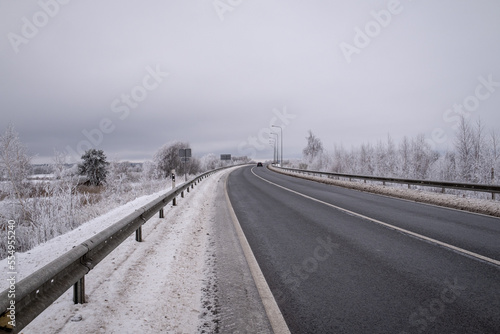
[270,166,500,217]
[1,169,232,333]
[0,183,182,291]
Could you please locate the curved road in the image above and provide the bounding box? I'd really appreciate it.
[227,165,500,334]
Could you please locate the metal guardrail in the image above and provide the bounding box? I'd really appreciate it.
[272,166,500,199]
[0,165,240,333]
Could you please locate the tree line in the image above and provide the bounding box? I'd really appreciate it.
[301,116,499,185]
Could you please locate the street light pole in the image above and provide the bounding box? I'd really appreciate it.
[269,139,276,163]
[272,125,283,166]
[270,132,278,164]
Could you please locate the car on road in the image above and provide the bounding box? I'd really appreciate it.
[257,162,263,167]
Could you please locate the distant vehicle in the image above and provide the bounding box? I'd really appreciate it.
[257,162,263,167]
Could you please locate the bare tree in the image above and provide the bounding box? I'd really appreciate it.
[200,153,220,171]
[52,149,67,180]
[359,143,374,175]
[0,124,33,223]
[332,144,347,173]
[399,136,411,178]
[303,130,324,163]
[153,141,190,177]
[375,140,387,176]
[455,116,474,181]
[386,135,397,176]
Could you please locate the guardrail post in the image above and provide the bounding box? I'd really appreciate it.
[73,276,85,304]
[136,226,142,242]
[159,208,164,218]
[187,186,190,193]
[181,191,184,198]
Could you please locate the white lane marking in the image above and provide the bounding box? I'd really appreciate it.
[225,171,291,334]
[251,167,500,267]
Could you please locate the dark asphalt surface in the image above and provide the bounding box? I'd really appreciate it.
[226,165,500,334]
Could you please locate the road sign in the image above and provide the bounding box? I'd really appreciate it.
[221,154,231,161]
[179,148,192,157]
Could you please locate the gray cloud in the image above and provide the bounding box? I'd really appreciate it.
[1,0,500,163]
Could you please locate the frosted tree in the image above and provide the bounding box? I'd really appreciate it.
[200,153,220,171]
[141,160,158,180]
[0,124,32,222]
[52,149,67,180]
[398,136,411,178]
[78,149,109,186]
[105,160,132,202]
[153,141,190,177]
[303,130,324,164]
[455,116,474,181]
[409,134,438,179]
[332,144,347,173]
[386,135,397,176]
[374,140,387,176]
[359,143,374,175]
[300,123,500,184]
[489,129,500,184]
[469,119,485,182]
[436,151,457,181]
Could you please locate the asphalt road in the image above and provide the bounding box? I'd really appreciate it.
[226,165,500,334]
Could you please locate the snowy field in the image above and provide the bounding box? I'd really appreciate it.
[1,168,237,333]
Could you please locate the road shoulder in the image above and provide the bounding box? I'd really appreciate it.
[205,168,275,333]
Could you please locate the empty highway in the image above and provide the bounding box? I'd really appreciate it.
[227,165,500,334]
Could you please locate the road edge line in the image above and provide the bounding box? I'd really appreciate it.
[224,171,291,334]
[252,168,500,268]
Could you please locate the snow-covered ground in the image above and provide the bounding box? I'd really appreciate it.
[270,166,500,217]
[1,169,237,333]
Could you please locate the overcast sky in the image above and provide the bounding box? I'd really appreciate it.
[1,0,500,163]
